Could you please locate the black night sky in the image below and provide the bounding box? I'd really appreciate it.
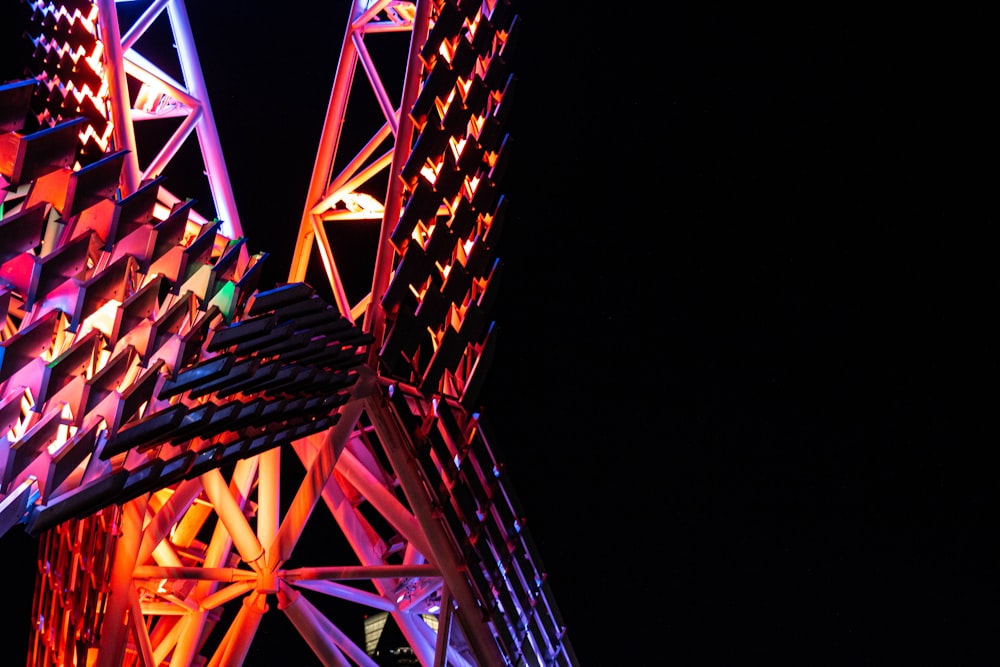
[3,2,995,664]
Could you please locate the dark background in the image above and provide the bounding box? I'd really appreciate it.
[3,2,993,664]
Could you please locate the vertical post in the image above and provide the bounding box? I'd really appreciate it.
[433,586,454,667]
[166,0,246,255]
[95,0,141,195]
[364,392,506,666]
[288,0,363,288]
[94,496,148,667]
[363,0,434,359]
[258,447,281,569]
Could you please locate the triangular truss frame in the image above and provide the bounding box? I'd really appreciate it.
[97,0,243,245]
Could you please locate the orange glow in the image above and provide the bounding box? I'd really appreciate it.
[410,221,432,246]
[79,298,122,340]
[340,191,384,215]
[437,38,456,64]
[6,389,35,442]
[49,403,77,455]
[483,149,499,169]
[449,136,466,160]
[95,346,111,374]
[444,87,458,111]
[462,175,478,201]
[183,219,204,245]
[152,201,173,220]
[467,11,482,37]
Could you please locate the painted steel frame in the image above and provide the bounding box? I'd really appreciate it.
[2,1,578,665]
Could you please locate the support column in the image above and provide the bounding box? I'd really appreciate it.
[94,496,148,667]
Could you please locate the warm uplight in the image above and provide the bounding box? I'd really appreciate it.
[340,191,385,215]
[49,403,77,455]
[443,87,458,112]
[79,123,112,153]
[419,161,440,184]
[449,135,466,159]
[6,389,35,442]
[410,222,433,246]
[79,298,122,340]
[84,39,104,73]
[183,219,204,245]
[437,38,456,64]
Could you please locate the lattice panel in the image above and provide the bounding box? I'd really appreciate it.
[1,76,369,538]
[378,0,519,406]
[22,0,112,161]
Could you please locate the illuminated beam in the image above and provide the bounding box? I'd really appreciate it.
[267,379,371,568]
[212,592,268,667]
[278,584,376,667]
[336,444,433,558]
[433,586,454,667]
[282,563,439,581]
[95,0,141,194]
[256,447,280,557]
[133,566,257,581]
[290,579,396,611]
[95,496,148,667]
[288,2,361,286]
[364,390,506,666]
[364,0,432,350]
[165,0,243,246]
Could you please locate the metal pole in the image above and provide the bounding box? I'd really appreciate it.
[95,0,141,194]
[363,0,433,354]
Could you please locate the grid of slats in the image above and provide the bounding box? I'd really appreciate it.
[27,506,118,666]
[388,383,578,666]
[20,0,112,159]
[1,73,371,539]
[378,0,519,407]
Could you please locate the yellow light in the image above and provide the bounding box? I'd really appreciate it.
[7,389,35,442]
[94,347,111,376]
[340,192,384,215]
[450,136,466,160]
[466,175,481,198]
[183,219,203,245]
[49,403,77,455]
[82,52,102,78]
[79,298,123,340]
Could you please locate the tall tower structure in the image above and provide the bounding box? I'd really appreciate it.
[0,1,577,665]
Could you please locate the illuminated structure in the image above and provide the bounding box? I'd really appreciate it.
[1,1,577,665]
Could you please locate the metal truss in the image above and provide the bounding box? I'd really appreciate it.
[287,0,423,319]
[6,0,244,240]
[1,0,577,665]
[109,0,244,245]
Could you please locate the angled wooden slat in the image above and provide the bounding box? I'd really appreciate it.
[0,201,48,264]
[71,254,136,332]
[0,79,37,133]
[26,230,95,310]
[0,308,64,384]
[43,416,103,502]
[0,117,86,186]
